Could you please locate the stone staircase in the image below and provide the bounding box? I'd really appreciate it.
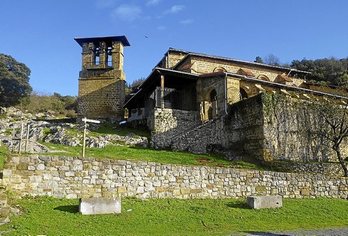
[171,116,222,141]
[170,115,226,153]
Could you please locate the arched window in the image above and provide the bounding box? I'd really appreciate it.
[208,89,218,119]
[240,88,248,100]
[213,67,227,73]
[210,89,217,102]
[257,74,270,81]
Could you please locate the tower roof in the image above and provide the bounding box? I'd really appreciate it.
[74,35,130,47]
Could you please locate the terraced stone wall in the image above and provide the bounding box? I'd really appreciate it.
[2,156,347,199]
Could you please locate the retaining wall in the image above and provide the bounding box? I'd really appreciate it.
[2,156,347,199]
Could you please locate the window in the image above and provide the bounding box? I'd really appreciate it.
[107,47,112,67]
[94,47,100,65]
[240,88,248,100]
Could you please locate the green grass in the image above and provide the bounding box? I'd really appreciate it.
[0,145,9,169]
[40,142,262,169]
[0,197,347,235]
[91,123,150,138]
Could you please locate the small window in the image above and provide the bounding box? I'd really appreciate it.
[94,47,100,65]
[107,47,112,67]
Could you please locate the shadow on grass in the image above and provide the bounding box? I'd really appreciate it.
[243,232,290,236]
[226,201,250,209]
[54,205,79,213]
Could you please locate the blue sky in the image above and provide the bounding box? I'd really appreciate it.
[0,0,347,96]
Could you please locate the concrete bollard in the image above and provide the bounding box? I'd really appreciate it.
[246,195,282,209]
[79,197,121,215]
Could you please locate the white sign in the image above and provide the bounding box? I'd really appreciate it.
[82,118,100,124]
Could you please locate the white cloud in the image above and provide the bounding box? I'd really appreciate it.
[146,0,161,6]
[164,5,185,14]
[180,19,194,25]
[112,4,142,22]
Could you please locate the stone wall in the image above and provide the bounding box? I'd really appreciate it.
[78,39,126,121]
[224,95,265,159]
[171,116,225,154]
[196,76,226,119]
[170,93,348,166]
[189,57,286,82]
[172,95,264,160]
[150,108,200,148]
[3,156,347,199]
[262,93,348,162]
[78,79,125,120]
[269,161,345,177]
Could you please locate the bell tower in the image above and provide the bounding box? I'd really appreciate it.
[75,35,130,120]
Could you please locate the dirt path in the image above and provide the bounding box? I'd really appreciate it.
[244,227,348,236]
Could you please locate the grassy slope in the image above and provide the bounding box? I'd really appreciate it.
[1,197,347,235]
[42,142,261,169]
[0,145,9,169]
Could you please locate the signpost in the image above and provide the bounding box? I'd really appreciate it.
[82,117,100,158]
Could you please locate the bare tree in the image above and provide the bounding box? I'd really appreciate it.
[263,54,281,66]
[314,100,348,177]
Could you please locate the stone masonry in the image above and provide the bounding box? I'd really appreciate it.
[75,36,129,120]
[2,156,347,199]
[149,108,200,148]
[166,93,348,164]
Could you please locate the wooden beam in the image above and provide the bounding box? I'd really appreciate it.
[160,74,165,108]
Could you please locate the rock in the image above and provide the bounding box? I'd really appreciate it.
[0,107,6,115]
[246,195,283,209]
[79,197,121,215]
[0,108,148,153]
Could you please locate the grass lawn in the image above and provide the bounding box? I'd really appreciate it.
[0,145,9,169]
[92,123,150,138]
[0,197,347,235]
[41,142,261,169]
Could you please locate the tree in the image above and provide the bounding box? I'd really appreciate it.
[254,56,264,64]
[313,100,348,177]
[129,77,145,89]
[263,54,281,66]
[291,57,348,88]
[0,54,32,107]
[22,92,77,117]
[126,77,146,96]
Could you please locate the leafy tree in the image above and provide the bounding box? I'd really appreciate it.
[129,78,145,89]
[126,77,146,96]
[0,54,32,107]
[22,92,77,117]
[254,56,264,64]
[52,92,77,111]
[291,57,348,88]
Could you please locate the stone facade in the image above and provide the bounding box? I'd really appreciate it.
[262,93,348,162]
[2,156,347,199]
[124,47,348,166]
[76,37,129,120]
[169,93,348,165]
[149,108,200,148]
[78,78,125,120]
[171,117,225,154]
[172,95,264,159]
[175,56,304,87]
